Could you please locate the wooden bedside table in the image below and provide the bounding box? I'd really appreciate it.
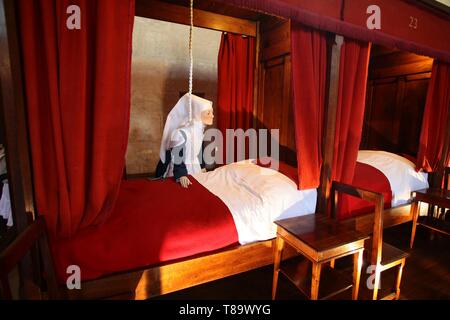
[272,213,369,300]
[410,188,450,248]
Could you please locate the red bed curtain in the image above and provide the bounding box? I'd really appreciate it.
[416,61,450,173]
[291,23,328,190]
[217,33,255,163]
[332,39,371,220]
[331,39,371,183]
[17,0,135,238]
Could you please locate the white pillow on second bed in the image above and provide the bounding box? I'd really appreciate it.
[357,150,429,207]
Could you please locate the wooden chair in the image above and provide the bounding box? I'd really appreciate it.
[331,182,408,300]
[426,167,450,219]
[0,216,59,299]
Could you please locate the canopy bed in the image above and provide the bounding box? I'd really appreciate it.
[0,0,449,300]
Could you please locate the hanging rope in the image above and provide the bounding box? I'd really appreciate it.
[188,0,194,123]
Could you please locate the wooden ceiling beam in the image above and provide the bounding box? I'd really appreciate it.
[135,0,257,37]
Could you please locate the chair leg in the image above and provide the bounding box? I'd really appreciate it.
[372,269,381,300]
[410,201,419,249]
[272,236,284,300]
[394,259,406,300]
[352,249,363,300]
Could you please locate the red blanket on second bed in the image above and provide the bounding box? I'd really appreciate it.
[51,178,238,282]
[337,162,393,220]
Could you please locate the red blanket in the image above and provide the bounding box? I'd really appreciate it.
[51,178,238,282]
[51,161,392,282]
[337,162,392,220]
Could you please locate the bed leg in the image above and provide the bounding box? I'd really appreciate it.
[272,236,285,300]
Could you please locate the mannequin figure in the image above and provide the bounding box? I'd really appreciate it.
[155,93,214,188]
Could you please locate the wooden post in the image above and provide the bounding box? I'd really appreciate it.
[0,0,37,298]
[317,34,343,214]
[252,21,260,129]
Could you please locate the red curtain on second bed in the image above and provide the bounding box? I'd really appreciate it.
[217,33,255,163]
[17,0,135,238]
[416,61,450,173]
[291,23,328,190]
[332,39,371,219]
[332,39,371,184]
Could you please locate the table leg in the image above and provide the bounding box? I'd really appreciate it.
[311,262,321,300]
[352,249,363,300]
[272,236,285,300]
[410,200,419,249]
[394,259,406,300]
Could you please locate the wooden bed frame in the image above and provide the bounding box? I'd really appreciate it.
[1,0,448,300]
[60,203,413,300]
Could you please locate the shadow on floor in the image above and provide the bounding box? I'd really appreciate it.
[151,222,450,300]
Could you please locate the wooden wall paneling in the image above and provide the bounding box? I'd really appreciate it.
[136,0,257,37]
[256,58,265,131]
[361,80,374,149]
[261,19,291,61]
[393,77,406,152]
[363,46,433,156]
[317,35,344,214]
[260,58,285,131]
[257,18,295,164]
[0,0,38,299]
[369,59,434,80]
[364,78,400,153]
[286,59,296,154]
[281,54,291,148]
[260,57,292,162]
[368,51,434,79]
[398,76,430,155]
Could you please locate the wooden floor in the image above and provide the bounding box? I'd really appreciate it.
[151,222,450,300]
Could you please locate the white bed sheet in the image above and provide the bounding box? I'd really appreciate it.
[192,160,317,245]
[357,150,429,207]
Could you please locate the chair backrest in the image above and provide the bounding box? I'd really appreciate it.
[0,216,59,299]
[330,181,385,266]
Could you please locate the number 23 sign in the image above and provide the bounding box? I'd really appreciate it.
[366,5,419,31]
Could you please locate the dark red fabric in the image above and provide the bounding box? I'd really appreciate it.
[416,61,450,172]
[217,33,255,163]
[337,162,392,220]
[332,39,371,185]
[291,23,327,190]
[52,178,238,282]
[17,0,134,237]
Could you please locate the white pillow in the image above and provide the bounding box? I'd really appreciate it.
[357,150,429,206]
